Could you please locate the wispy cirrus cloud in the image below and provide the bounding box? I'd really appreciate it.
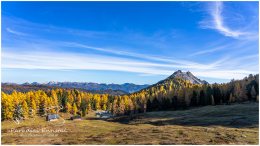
[191,2,258,57]
[2,44,221,72]
[200,1,258,39]
[190,47,223,57]
[2,10,258,83]
[189,38,256,56]
[64,42,215,69]
[2,16,177,51]
[209,2,244,38]
[6,27,27,36]
[2,44,258,81]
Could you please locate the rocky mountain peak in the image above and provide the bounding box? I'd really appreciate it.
[169,70,208,84]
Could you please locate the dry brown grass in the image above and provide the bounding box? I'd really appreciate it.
[2,102,259,144]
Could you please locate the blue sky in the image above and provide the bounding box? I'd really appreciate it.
[2,1,259,84]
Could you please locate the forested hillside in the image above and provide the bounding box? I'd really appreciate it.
[1,71,259,121]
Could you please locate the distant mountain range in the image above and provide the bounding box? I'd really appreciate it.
[1,83,129,95]
[42,82,150,93]
[41,82,149,93]
[2,82,150,95]
[2,70,209,95]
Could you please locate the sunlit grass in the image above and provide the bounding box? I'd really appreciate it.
[2,102,258,144]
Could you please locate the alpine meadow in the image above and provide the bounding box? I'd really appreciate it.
[1,1,259,145]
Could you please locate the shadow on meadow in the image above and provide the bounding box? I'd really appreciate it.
[109,102,259,128]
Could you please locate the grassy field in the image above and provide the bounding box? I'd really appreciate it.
[1,102,259,144]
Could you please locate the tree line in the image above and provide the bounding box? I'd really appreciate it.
[1,74,259,121]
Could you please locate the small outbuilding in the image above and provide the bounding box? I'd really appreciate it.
[96,111,113,119]
[46,114,59,121]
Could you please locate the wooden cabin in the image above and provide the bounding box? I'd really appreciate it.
[46,114,59,121]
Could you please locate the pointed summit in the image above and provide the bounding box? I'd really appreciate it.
[169,70,208,84]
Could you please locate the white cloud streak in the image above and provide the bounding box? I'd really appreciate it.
[64,42,217,70]
[6,28,27,36]
[2,12,258,82]
[200,1,258,39]
[190,47,223,57]
[2,48,257,81]
[211,2,244,38]
[189,39,255,56]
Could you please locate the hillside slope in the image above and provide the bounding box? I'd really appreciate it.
[128,71,259,114]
